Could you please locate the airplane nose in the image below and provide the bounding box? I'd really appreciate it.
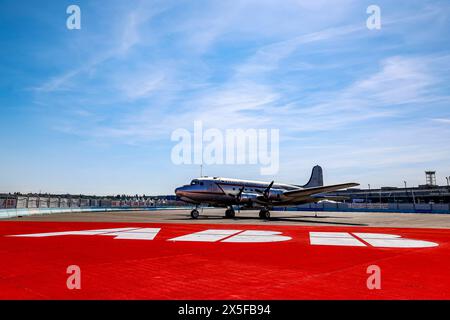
[174,186,184,196]
[175,185,192,197]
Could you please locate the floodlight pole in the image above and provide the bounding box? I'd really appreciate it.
[403,180,408,204]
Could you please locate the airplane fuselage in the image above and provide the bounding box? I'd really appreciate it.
[175,177,303,206]
[174,166,359,219]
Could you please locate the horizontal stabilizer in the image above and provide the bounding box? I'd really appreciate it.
[283,183,359,200]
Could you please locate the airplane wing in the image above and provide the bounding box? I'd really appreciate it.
[311,195,351,202]
[282,183,359,200]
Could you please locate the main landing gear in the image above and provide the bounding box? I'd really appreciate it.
[190,208,200,219]
[225,207,236,219]
[259,207,270,220]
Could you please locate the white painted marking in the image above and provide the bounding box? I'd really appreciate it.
[10,227,161,240]
[353,233,438,248]
[10,228,138,237]
[222,230,292,243]
[168,229,242,242]
[9,228,439,248]
[309,232,366,247]
[100,228,161,240]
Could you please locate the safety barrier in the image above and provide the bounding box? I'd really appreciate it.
[0,195,177,210]
[0,206,190,219]
[288,202,450,214]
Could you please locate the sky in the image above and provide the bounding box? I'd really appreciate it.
[1,0,450,195]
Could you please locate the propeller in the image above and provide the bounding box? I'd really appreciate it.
[228,186,245,201]
[236,186,245,202]
[228,186,245,214]
[263,181,274,200]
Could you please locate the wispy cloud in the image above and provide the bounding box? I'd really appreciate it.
[4,0,450,193]
[33,3,166,93]
[432,118,450,124]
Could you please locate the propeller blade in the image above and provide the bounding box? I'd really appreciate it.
[264,181,274,198]
[230,186,246,203]
[237,186,245,200]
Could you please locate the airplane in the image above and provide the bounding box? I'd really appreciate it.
[174,165,359,219]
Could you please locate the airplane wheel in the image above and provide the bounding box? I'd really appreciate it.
[190,209,199,219]
[225,208,235,218]
[259,209,270,220]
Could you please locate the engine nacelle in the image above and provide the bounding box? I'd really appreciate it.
[266,189,283,200]
[239,193,259,203]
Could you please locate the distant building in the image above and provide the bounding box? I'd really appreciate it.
[331,170,450,204]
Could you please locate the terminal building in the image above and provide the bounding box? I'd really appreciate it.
[329,171,450,204]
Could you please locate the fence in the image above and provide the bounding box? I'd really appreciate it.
[291,202,450,214]
[0,196,173,210]
[2,196,450,215]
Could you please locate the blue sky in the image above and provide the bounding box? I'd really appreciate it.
[1,0,450,195]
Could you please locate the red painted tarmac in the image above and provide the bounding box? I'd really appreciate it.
[0,221,449,300]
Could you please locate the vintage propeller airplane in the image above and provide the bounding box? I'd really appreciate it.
[175,166,358,219]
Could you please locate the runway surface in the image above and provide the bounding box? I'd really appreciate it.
[1,209,450,299]
[7,208,450,229]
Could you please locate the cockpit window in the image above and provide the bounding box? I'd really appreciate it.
[190,179,204,186]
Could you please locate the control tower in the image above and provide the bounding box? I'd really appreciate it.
[425,171,437,186]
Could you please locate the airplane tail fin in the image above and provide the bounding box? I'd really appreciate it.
[302,165,323,188]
